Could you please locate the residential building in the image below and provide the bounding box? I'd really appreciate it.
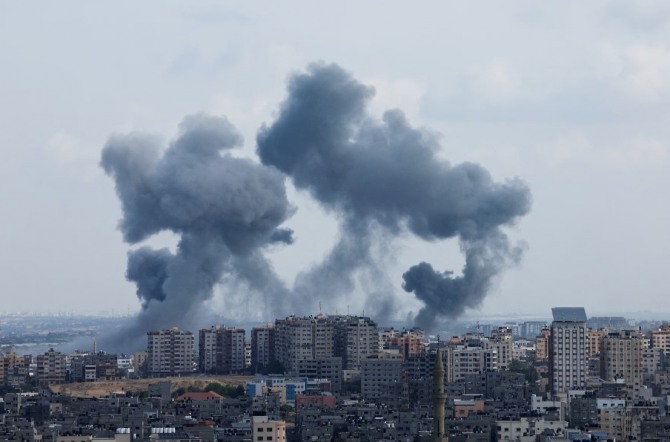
[251,324,276,371]
[274,315,334,374]
[549,307,588,395]
[199,325,246,374]
[600,329,643,384]
[251,414,286,442]
[36,348,66,386]
[146,327,195,377]
[361,352,404,400]
[332,315,379,370]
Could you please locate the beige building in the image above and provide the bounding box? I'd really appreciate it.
[446,345,497,382]
[535,328,550,361]
[486,327,513,369]
[650,326,670,353]
[0,351,31,387]
[600,330,643,384]
[599,406,632,441]
[587,328,607,357]
[252,415,286,442]
[147,327,195,377]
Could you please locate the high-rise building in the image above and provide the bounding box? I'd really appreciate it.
[199,325,246,374]
[520,321,548,339]
[251,324,276,370]
[549,307,588,395]
[600,329,643,384]
[332,315,379,370]
[650,325,670,354]
[535,328,551,361]
[361,352,404,400]
[0,352,31,388]
[587,328,606,357]
[486,327,513,369]
[36,348,66,386]
[274,315,334,374]
[147,327,195,377]
[383,328,425,360]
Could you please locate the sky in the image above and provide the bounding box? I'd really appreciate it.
[1,1,669,324]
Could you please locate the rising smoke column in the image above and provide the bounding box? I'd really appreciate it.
[100,114,293,348]
[257,63,531,328]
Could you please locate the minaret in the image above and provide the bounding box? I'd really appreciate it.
[433,338,448,442]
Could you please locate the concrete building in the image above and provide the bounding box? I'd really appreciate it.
[587,328,606,358]
[361,352,404,400]
[446,344,497,382]
[0,351,31,387]
[600,329,643,384]
[274,315,334,374]
[535,328,550,361]
[486,327,513,369]
[251,324,276,371]
[198,325,246,374]
[520,321,548,339]
[36,348,66,386]
[550,307,588,395]
[650,325,670,353]
[297,357,342,392]
[332,315,379,370]
[251,414,286,442]
[146,327,195,377]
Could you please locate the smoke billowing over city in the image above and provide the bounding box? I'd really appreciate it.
[101,63,531,348]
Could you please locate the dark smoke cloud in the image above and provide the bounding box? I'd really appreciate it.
[101,63,531,348]
[258,62,531,329]
[100,114,293,349]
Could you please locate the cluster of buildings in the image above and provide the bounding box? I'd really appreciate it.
[4,309,670,440]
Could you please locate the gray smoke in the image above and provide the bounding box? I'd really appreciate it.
[257,63,531,329]
[101,63,531,347]
[100,114,293,349]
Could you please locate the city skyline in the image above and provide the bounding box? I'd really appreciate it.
[1,2,669,327]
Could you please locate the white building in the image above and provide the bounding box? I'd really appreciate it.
[550,307,588,395]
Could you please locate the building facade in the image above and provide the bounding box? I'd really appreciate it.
[549,307,588,395]
[147,327,195,377]
[199,325,246,374]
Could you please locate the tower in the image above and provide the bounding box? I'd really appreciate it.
[433,340,448,442]
[549,307,588,395]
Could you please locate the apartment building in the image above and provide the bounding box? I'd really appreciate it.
[550,307,588,395]
[535,328,551,361]
[199,325,246,374]
[251,414,286,442]
[600,329,643,384]
[274,315,334,374]
[251,323,276,370]
[36,348,66,386]
[486,327,513,369]
[361,352,404,400]
[0,351,31,387]
[332,315,379,370]
[147,327,195,377]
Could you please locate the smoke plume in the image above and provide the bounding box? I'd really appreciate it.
[257,63,531,329]
[100,114,293,349]
[102,63,531,347]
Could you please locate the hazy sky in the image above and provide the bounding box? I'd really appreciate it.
[1,1,669,322]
